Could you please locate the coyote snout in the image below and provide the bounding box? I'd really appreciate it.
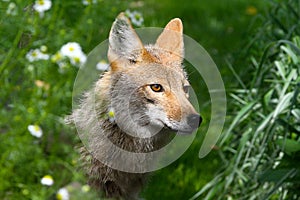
[68,12,202,200]
[187,113,203,130]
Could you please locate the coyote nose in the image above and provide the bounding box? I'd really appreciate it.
[187,114,202,129]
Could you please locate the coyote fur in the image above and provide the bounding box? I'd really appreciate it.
[67,13,202,199]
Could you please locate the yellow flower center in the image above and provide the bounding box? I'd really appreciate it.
[51,52,62,62]
[56,193,63,200]
[135,14,141,20]
[108,110,115,118]
[32,51,38,57]
[74,57,80,63]
[34,125,40,132]
[43,175,52,179]
[246,6,257,15]
[69,47,74,52]
[38,0,45,6]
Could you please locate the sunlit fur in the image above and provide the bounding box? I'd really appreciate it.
[67,13,200,200]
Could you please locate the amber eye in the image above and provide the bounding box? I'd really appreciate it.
[150,84,163,92]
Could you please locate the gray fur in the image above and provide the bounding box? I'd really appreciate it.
[66,13,200,200]
[67,73,172,199]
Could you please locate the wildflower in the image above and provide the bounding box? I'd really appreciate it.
[27,64,34,72]
[35,80,50,90]
[69,52,87,66]
[26,49,49,62]
[82,0,97,5]
[40,45,48,52]
[60,42,82,58]
[56,188,69,200]
[51,51,63,63]
[6,2,18,16]
[57,61,68,69]
[81,185,90,193]
[108,107,115,122]
[41,175,54,186]
[22,189,30,196]
[28,125,43,138]
[52,51,71,71]
[246,6,257,16]
[125,9,144,27]
[60,42,87,67]
[33,0,52,16]
[96,59,109,71]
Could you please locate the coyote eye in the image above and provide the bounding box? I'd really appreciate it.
[150,84,164,92]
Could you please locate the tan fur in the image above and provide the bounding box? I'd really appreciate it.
[67,13,201,200]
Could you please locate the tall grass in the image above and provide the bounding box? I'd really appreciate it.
[191,1,300,199]
[0,1,132,199]
[0,0,278,199]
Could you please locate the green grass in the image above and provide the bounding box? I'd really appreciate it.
[190,1,300,199]
[2,0,293,199]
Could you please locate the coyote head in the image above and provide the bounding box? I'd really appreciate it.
[107,13,202,137]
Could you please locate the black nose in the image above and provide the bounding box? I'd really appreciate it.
[187,114,202,129]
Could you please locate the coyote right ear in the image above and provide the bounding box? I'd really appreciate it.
[108,13,144,71]
[155,18,184,64]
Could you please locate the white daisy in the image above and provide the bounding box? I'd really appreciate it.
[58,62,69,74]
[51,51,63,63]
[56,188,69,200]
[69,52,87,67]
[33,0,52,14]
[130,11,144,27]
[108,107,115,123]
[125,9,134,19]
[28,125,43,138]
[125,9,144,27]
[60,42,83,58]
[60,42,87,67]
[41,175,54,186]
[96,59,109,71]
[26,49,49,62]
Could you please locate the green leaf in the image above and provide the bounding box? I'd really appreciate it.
[280,45,299,64]
[279,39,300,56]
[274,61,286,80]
[276,138,300,154]
[272,92,293,120]
[219,101,256,146]
[263,89,274,108]
[259,168,298,183]
[292,109,300,120]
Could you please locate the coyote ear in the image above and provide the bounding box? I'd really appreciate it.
[155,18,184,64]
[108,12,144,71]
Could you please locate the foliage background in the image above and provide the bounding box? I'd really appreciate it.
[1,0,299,199]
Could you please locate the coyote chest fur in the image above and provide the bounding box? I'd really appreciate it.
[68,13,202,200]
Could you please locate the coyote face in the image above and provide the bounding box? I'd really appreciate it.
[108,14,202,137]
[110,62,201,137]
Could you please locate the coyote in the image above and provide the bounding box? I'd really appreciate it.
[67,13,202,199]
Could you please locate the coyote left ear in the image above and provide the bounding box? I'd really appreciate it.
[108,12,144,71]
[155,18,184,64]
